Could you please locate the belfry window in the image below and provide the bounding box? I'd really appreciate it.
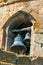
[3,11,35,55]
[10,21,32,55]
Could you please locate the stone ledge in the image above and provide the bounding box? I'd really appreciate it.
[0,0,42,7]
[0,50,31,65]
[0,49,43,65]
[0,50,16,63]
[0,0,30,7]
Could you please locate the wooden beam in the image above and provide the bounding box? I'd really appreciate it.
[12,27,31,32]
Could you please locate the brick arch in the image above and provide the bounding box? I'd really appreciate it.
[0,10,42,30]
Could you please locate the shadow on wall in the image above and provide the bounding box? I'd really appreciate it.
[12,0,36,2]
[4,11,36,28]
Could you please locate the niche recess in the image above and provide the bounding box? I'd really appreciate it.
[11,22,32,55]
[3,11,35,55]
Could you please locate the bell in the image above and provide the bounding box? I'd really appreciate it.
[23,32,31,42]
[10,34,27,54]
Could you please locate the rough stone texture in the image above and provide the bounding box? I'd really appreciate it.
[0,0,43,65]
[0,50,43,65]
[0,50,31,65]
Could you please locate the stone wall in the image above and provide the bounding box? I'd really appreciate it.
[0,0,43,47]
[0,50,31,65]
[0,0,43,54]
[0,0,43,65]
[0,50,43,65]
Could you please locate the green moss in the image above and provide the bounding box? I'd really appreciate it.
[1,46,5,50]
[3,0,7,2]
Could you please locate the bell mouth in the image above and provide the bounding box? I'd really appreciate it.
[23,39,30,43]
[10,46,27,53]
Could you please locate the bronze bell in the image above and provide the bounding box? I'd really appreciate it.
[10,34,27,54]
[23,32,31,42]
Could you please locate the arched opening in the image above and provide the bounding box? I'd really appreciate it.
[3,11,35,55]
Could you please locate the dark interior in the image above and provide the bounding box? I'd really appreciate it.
[7,11,33,55]
[10,22,31,55]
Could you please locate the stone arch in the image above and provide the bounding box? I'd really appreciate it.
[6,11,35,30]
[0,10,42,30]
[3,10,34,51]
[0,10,42,53]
